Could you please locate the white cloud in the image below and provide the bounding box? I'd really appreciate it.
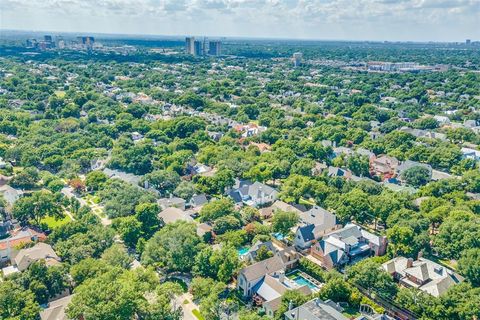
[1,0,479,41]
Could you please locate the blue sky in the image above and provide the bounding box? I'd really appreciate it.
[1,0,479,41]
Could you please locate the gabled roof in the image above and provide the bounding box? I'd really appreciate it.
[191,194,208,207]
[158,207,193,224]
[14,242,60,271]
[239,256,285,282]
[285,298,348,320]
[297,224,315,242]
[39,295,74,320]
[299,206,337,231]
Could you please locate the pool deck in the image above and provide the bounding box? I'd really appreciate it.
[287,269,323,291]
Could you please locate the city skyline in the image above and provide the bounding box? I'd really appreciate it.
[1,0,479,42]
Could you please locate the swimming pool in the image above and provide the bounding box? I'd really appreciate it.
[293,275,318,290]
[287,270,320,290]
[237,247,249,255]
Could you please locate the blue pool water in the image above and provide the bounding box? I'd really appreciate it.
[273,232,285,240]
[237,247,249,255]
[293,275,318,290]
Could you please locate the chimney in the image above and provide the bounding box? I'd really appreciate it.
[288,300,293,311]
[407,258,414,268]
[279,271,285,283]
[418,250,423,260]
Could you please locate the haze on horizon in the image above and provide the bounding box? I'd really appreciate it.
[1,0,479,42]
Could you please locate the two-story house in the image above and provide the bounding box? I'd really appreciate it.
[310,223,387,270]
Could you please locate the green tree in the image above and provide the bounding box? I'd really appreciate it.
[13,190,63,225]
[346,259,397,299]
[335,189,373,224]
[173,181,196,200]
[66,268,158,320]
[85,170,108,191]
[457,248,480,286]
[142,170,181,195]
[135,202,162,239]
[0,282,40,320]
[101,243,133,269]
[401,166,431,187]
[113,216,143,247]
[387,225,416,257]
[142,221,201,271]
[200,198,236,222]
[271,210,299,236]
[255,245,274,262]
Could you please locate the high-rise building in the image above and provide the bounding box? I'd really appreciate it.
[26,39,37,48]
[193,40,203,56]
[44,35,53,43]
[466,39,471,45]
[293,52,303,67]
[208,40,222,56]
[77,36,95,50]
[185,37,195,54]
[55,36,65,49]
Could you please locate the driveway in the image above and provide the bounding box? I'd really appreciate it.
[176,293,199,320]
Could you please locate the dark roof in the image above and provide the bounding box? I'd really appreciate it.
[298,224,315,242]
[191,194,208,206]
[227,190,243,203]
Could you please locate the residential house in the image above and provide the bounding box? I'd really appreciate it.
[461,147,480,161]
[259,200,303,219]
[103,168,142,187]
[196,223,213,238]
[189,194,208,209]
[0,228,47,265]
[382,257,463,297]
[311,162,328,176]
[237,247,300,298]
[355,148,375,159]
[327,166,352,179]
[294,206,339,250]
[431,169,453,181]
[370,155,399,180]
[158,197,186,211]
[311,223,387,270]
[39,295,74,320]
[285,298,348,320]
[254,272,313,317]
[188,162,213,176]
[131,131,144,141]
[0,220,12,238]
[250,142,272,153]
[433,115,450,125]
[244,240,277,262]
[234,123,267,138]
[158,207,193,224]
[395,160,432,183]
[13,242,61,272]
[0,185,24,212]
[332,147,353,158]
[227,181,278,208]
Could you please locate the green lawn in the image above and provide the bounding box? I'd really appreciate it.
[299,197,316,206]
[192,309,205,320]
[54,90,66,98]
[41,214,72,229]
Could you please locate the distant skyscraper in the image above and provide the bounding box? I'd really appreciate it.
[77,36,95,50]
[26,38,37,48]
[193,40,203,56]
[44,35,53,43]
[293,52,303,67]
[209,40,222,56]
[466,39,471,45]
[185,37,195,54]
[55,36,65,49]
